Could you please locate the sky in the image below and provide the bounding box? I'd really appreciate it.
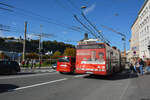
[0,0,145,51]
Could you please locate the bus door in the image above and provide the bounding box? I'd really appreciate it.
[108,51,113,72]
[71,57,76,71]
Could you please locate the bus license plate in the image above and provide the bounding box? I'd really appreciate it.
[86,72,93,74]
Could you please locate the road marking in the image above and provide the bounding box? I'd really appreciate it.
[0,72,57,80]
[74,74,88,78]
[119,79,130,100]
[12,78,67,91]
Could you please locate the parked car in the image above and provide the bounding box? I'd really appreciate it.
[0,61,20,74]
[51,63,57,69]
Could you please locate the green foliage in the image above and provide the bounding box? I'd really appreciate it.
[52,51,61,59]
[26,52,39,59]
[42,55,50,59]
[0,38,75,54]
[63,48,76,57]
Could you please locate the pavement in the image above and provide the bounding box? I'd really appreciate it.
[21,67,55,73]
[0,69,150,100]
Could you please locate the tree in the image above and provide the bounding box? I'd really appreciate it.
[63,48,76,57]
[52,51,61,59]
[26,52,39,59]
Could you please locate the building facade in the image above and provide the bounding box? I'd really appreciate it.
[131,0,150,59]
[131,17,140,58]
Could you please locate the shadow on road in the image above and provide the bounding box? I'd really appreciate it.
[17,72,36,75]
[84,72,138,81]
[0,84,19,93]
[59,72,84,76]
[0,72,36,76]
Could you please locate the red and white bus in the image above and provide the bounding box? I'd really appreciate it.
[56,56,76,74]
[75,40,122,75]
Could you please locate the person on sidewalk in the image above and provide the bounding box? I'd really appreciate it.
[145,58,150,73]
[138,58,144,75]
[21,60,25,67]
[133,58,137,73]
[26,59,29,68]
[129,58,136,73]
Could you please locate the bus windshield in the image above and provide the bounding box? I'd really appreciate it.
[77,44,105,49]
[58,57,70,62]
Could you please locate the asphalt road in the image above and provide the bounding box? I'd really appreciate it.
[0,71,150,100]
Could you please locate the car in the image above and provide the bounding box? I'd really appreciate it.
[51,63,57,69]
[0,61,20,74]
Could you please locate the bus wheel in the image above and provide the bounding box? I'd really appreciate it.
[59,72,64,74]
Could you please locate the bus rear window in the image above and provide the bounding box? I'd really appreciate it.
[77,44,105,49]
[58,57,70,62]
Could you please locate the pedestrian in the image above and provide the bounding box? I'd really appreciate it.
[129,59,135,73]
[145,58,150,73]
[26,59,29,68]
[33,59,36,68]
[129,58,136,73]
[136,60,140,74]
[133,58,137,73]
[138,58,144,75]
[31,59,33,69]
[39,61,42,69]
[22,60,25,67]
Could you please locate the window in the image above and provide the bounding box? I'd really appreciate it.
[58,57,70,62]
[77,44,105,49]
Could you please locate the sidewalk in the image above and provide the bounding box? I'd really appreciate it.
[21,66,52,70]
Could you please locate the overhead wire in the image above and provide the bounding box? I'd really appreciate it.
[64,0,110,43]
[0,1,84,33]
[81,12,111,44]
[74,15,98,39]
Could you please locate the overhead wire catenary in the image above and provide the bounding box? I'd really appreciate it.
[0,1,84,33]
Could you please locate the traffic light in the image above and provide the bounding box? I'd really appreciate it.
[148,45,150,50]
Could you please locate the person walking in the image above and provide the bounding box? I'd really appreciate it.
[21,60,25,67]
[138,58,144,75]
[145,58,150,73]
[133,58,137,73]
[26,59,29,68]
[129,58,136,73]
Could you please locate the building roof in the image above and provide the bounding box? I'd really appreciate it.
[131,0,149,28]
[138,0,149,15]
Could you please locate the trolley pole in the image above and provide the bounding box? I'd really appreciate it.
[22,21,27,62]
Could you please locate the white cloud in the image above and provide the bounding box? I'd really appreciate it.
[84,4,96,15]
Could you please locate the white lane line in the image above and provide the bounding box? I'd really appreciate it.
[0,72,57,80]
[12,78,67,91]
[74,74,88,78]
[119,79,130,100]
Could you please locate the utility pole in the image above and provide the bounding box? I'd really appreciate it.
[39,25,43,68]
[22,21,27,62]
